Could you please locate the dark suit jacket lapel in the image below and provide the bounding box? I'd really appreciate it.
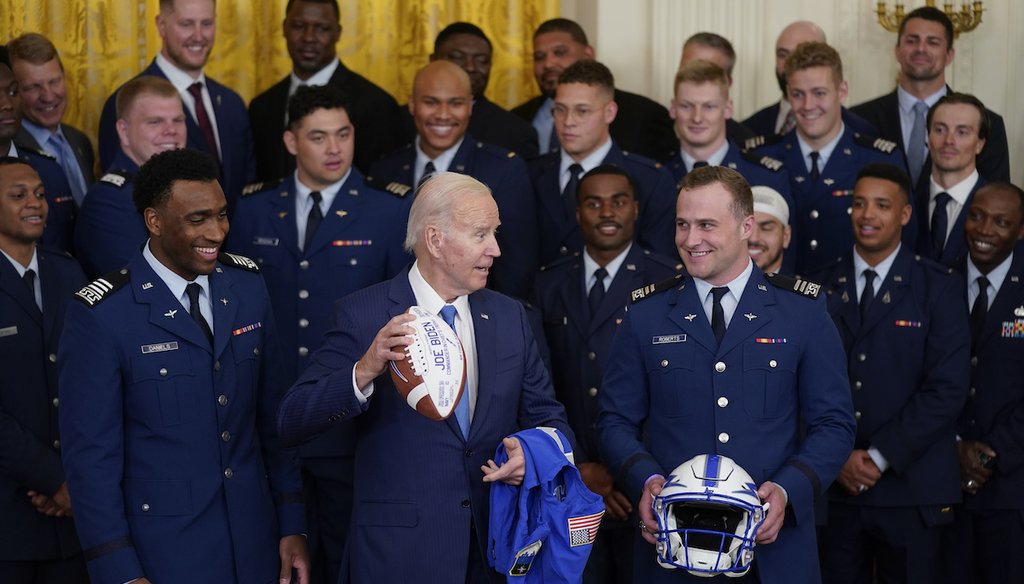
[556,260,588,338]
[38,250,63,341]
[450,136,476,175]
[942,178,984,264]
[132,254,210,351]
[860,249,911,336]
[590,246,643,331]
[830,259,861,339]
[0,256,41,325]
[535,155,568,237]
[718,269,775,356]
[268,177,302,259]
[466,292,496,442]
[210,264,240,359]
[881,91,905,152]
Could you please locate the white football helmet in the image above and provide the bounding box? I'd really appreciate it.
[653,454,767,578]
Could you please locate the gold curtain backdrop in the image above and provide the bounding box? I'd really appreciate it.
[0,0,557,150]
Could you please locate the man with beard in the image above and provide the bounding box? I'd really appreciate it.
[248,0,404,180]
[97,0,256,208]
[748,185,791,275]
[513,18,675,161]
[851,6,1009,187]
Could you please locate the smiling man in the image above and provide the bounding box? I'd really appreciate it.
[814,162,969,584]
[230,85,408,584]
[97,0,256,207]
[752,41,905,276]
[75,76,186,277]
[532,164,680,584]
[368,60,538,299]
[249,0,403,180]
[277,171,573,584]
[851,6,1010,187]
[597,165,854,583]
[911,92,989,267]
[748,185,792,274]
[59,148,309,584]
[8,33,95,204]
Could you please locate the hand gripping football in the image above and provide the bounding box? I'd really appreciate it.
[389,306,467,420]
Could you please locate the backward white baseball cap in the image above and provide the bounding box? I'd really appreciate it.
[751,185,789,225]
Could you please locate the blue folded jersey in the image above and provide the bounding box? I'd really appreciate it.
[488,427,605,582]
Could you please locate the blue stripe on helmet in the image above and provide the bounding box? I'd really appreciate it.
[703,455,721,487]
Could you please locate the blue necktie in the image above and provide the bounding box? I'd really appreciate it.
[50,131,87,205]
[931,192,951,257]
[439,304,470,438]
[710,287,728,345]
[907,100,928,185]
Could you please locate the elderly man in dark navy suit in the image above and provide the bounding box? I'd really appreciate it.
[248,0,405,180]
[97,0,256,207]
[0,158,88,583]
[0,47,75,255]
[814,163,969,584]
[229,85,408,584]
[533,165,680,584]
[59,149,308,584]
[850,6,1010,188]
[529,59,678,266]
[946,183,1024,584]
[278,171,573,584]
[368,60,538,300]
[598,166,855,583]
[76,76,186,278]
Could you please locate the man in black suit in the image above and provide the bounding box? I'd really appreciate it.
[7,33,95,206]
[677,32,754,145]
[850,6,1010,187]
[248,0,404,180]
[429,22,539,158]
[743,21,825,138]
[512,18,676,162]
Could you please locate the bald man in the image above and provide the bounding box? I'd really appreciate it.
[367,61,539,299]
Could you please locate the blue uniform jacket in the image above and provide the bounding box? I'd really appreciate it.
[97,60,256,206]
[16,143,76,255]
[817,247,970,507]
[0,247,85,561]
[277,268,573,584]
[488,427,603,583]
[532,245,681,464]
[597,268,855,583]
[666,141,793,213]
[227,170,410,457]
[907,176,985,268]
[58,252,304,584]
[528,143,678,265]
[367,136,539,299]
[958,249,1024,510]
[74,151,144,278]
[751,127,906,276]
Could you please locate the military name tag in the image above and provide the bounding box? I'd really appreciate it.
[141,341,179,354]
[652,334,686,344]
[252,236,279,246]
[0,325,18,338]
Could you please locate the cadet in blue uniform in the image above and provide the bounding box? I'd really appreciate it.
[533,165,681,584]
[368,60,538,299]
[58,149,308,584]
[228,85,408,584]
[598,166,855,583]
[76,76,186,278]
[96,0,256,207]
[750,42,905,277]
[0,47,75,255]
[849,7,1011,187]
[910,93,989,267]
[666,60,791,216]
[529,60,678,266]
[0,158,88,583]
[948,184,1024,584]
[814,163,969,584]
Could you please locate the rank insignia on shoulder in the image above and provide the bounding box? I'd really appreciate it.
[219,252,260,272]
[99,172,129,187]
[365,174,413,198]
[74,268,130,307]
[764,272,822,298]
[241,177,284,196]
[741,149,784,171]
[17,144,55,160]
[743,134,782,152]
[631,274,683,303]
[853,133,898,154]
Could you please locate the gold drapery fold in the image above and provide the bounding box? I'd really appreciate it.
[1,0,557,150]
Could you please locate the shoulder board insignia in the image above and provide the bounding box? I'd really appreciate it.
[631,274,683,303]
[539,252,579,272]
[242,177,285,196]
[743,134,782,152]
[99,172,129,187]
[852,133,898,154]
[218,252,260,272]
[620,151,661,169]
[74,268,130,308]
[365,174,413,198]
[16,143,55,160]
[506,151,517,158]
[740,149,784,171]
[764,272,822,298]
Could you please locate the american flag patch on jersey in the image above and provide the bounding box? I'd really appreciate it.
[568,510,604,546]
